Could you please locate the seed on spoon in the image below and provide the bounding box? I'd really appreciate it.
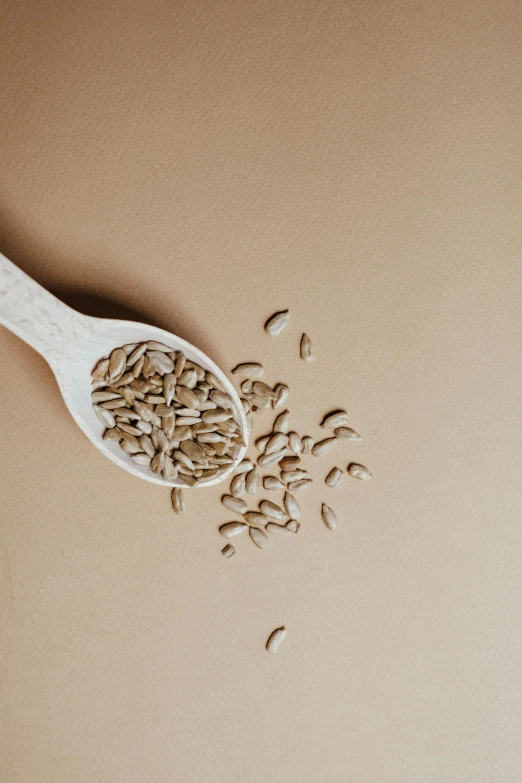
[103,427,121,442]
[131,452,152,466]
[348,463,373,480]
[147,351,175,374]
[265,309,290,336]
[92,358,110,380]
[108,348,126,381]
[94,405,116,428]
[126,344,148,366]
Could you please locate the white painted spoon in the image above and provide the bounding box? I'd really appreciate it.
[0,252,248,487]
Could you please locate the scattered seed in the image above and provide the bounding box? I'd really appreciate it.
[265,310,290,336]
[256,435,271,452]
[273,410,290,434]
[348,463,373,480]
[249,526,270,549]
[266,626,286,653]
[281,469,310,482]
[288,432,302,454]
[257,448,287,467]
[251,381,277,400]
[266,522,291,536]
[221,544,236,559]
[259,500,286,521]
[242,380,253,394]
[300,334,313,362]
[321,410,349,429]
[244,511,268,526]
[230,472,246,498]
[265,432,288,454]
[312,438,336,457]
[171,487,185,513]
[285,519,300,533]
[232,363,264,378]
[245,467,260,494]
[288,479,313,491]
[283,492,300,519]
[219,521,247,538]
[234,459,253,475]
[221,495,248,514]
[280,455,300,470]
[321,503,338,531]
[272,383,289,409]
[334,427,362,441]
[325,467,343,487]
[263,476,286,491]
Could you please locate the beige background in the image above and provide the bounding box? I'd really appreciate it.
[1,1,522,781]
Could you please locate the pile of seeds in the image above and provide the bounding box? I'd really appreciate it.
[91,341,245,486]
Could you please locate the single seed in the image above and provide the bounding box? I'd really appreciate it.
[234,459,254,475]
[265,522,291,536]
[209,389,234,409]
[257,448,287,467]
[244,511,268,526]
[91,391,121,402]
[284,492,300,519]
[221,544,236,559]
[232,363,264,378]
[145,340,172,352]
[273,410,290,434]
[126,343,148,366]
[230,472,246,498]
[249,526,270,549]
[108,347,126,381]
[348,463,373,480]
[94,405,116,428]
[171,487,185,514]
[123,342,139,355]
[131,452,152,466]
[242,380,253,394]
[286,519,300,533]
[272,383,288,408]
[263,476,286,491]
[119,429,141,449]
[321,503,338,531]
[141,354,155,378]
[256,435,271,452]
[198,401,218,411]
[221,495,248,514]
[265,432,289,454]
[139,434,156,459]
[180,440,207,462]
[103,427,121,442]
[172,425,192,441]
[176,386,199,408]
[240,397,251,415]
[202,409,232,424]
[92,357,109,380]
[136,420,153,434]
[176,416,200,426]
[266,626,286,653]
[321,410,349,429]
[219,521,248,538]
[259,500,286,521]
[245,467,260,494]
[162,374,177,405]
[288,479,313,491]
[174,451,195,470]
[98,398,127,410]
[265,310,290,336]
[148,351,175,374]
[177,369,198,388]
[163,456,178,481]
[162,416,176,439]
[312,438,336,457]
[300,333,313,362]
[174,353,186,377]
[120,387,135,406]
[252,381,277,400]
[132,355,145,378]
[288,432,302,454]
[335,427,362,441]
[206,372,225,391]
[281,469,310,482]
[280,455,300,470]
[150,451,165,474]
[325,467,343,487]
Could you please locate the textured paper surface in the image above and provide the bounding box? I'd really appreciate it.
[1,1,522,781]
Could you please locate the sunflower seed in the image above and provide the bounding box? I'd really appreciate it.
[174,451,195,470]
[244,511,268,526]
[92,358,110,380]
[280,455,300,470]
[230,472,246,498]
[257,448,287,467]
[162,373,176,405]
[171,488,185,514]
[325,467,343,487]
[150,452,165,474]
[136,420,153,434]
[103,427,121,442]
[288,479,312,491]
[334,427,362,441]
[94,405,116,428]
[221,544,236,558]
[132,355,145,378]
[252,381,277,400]
[283,492,300,519]
[273,410,290,434]
[245,467,260,494]
[163,456,178,481]
[162,416,176,439]
[265,522,291,536]
[146,393,167,404]
[249,526,270,548]
[281,469,310,482]
[266,626,286,653]
[202,409,232,424]
[120,387,135,406]
[146,341,172,352]
[348,463,373,480]
[172,425,192,441]
[321,410,349,429]
[321,503,337,531]
[205,372,224,391]
[118,429,141,449]
[288,432,302,454]
[232,363,264,378]
[209,389,234,410]
[108,348,126,381]
[141,354,155,378]
[263,476,286,491]
[180,440,207,462]
[123,342,139,355]
[264,433,287,455]
[173,386,198,409]
[259,500,286,521]
[177,369,198,388]
[176,417,200,426]
[178,473,199,487]
[91,391,121,402]
[300,333,313,362]
[126,343,148,366]
[285,519,300,533]
[219,521,248,538]
[147,351,175,374]
[234,459,254,475]
[256,435,271,452]
[131,452,152,466]
[265,309,289,336]
[221,495,248,514]
[174,353,186,377]
[240,397,251,415]
[241,380,253,394]
[139,434,156,458]
[198,401,217,411]
[272,383,288,408]
[312,438,336,457]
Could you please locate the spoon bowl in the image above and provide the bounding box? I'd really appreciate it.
[0,253,248,487]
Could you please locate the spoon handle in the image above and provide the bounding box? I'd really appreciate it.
[0,252,90,371]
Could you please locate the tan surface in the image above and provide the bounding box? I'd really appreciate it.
[1,1,522,781]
